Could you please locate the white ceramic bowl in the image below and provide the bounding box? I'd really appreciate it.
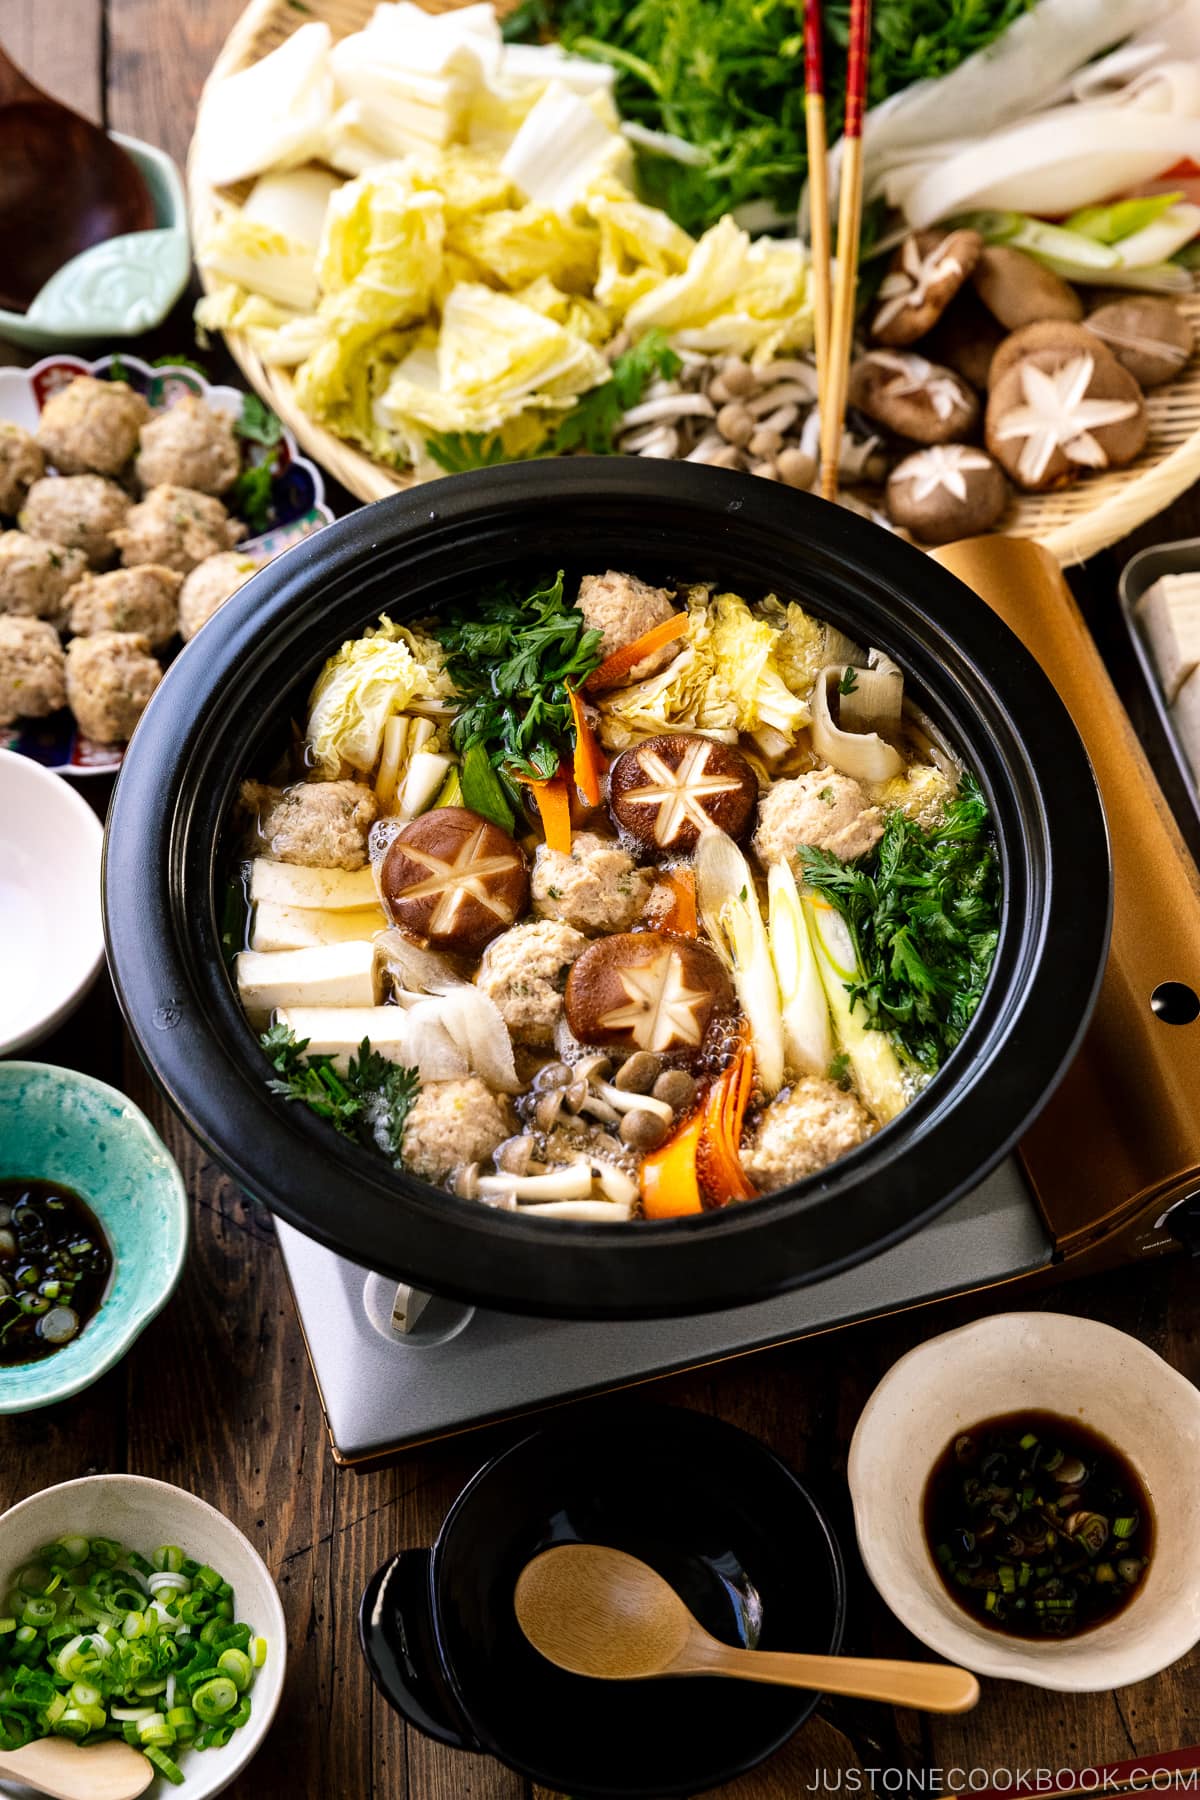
[848,1311,1200,1691]
[0,748,103,1051]
[0,1476,286,1797]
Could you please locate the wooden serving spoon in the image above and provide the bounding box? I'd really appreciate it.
[514,1545,980,1714]
[0,42,155,313]
[0,1735,153,1799]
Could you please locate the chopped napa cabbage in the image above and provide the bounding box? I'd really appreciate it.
[870,763,957,832]
[197,212,321,313]
[597,588,811,749]
[625,217,813,364]
[195,284,302,340]
[354,1,502,81]
[501,83,631,218]
[511,278,612,345]
[502,42,616,98]
[307,616,453,775]
[763,598,863,706]
[585,181,695,312]
[294,328,417,457]
[450,205,599,294]
[243,168,339,253]
[192,23,334,187]
[373,282,609,451]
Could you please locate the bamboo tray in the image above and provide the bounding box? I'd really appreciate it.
[189,0,1200,563]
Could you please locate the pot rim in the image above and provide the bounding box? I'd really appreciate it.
[103,461,1112,1317]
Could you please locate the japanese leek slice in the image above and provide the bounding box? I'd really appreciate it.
[695,830,784,1096]
[767,860,832,1079]
[802,893,907,1122]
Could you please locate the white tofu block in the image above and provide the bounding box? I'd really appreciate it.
[249,860,379,912]
[1137,573,1200,702]
[275,1005,411,1071]
[236,941,379,1019]
[1172,665,1200,782]
[250,901,386,953]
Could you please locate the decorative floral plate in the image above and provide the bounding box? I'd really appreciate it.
[0,352,334,776]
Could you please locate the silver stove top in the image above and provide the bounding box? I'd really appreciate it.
[277,1156,1051,1463]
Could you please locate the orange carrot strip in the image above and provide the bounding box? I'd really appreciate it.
[696,1044,756,1207]
[663,868,697,937]
[568,686,607,808]
[529,769,573,855]
[586,612,688,692]
[640,1109,705,1219]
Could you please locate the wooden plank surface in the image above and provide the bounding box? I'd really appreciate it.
[2,2,1200,1795]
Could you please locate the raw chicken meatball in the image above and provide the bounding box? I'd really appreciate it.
[135,396,241,497]
[752,767,883,868]
[401,1076,516,1183]
[741,1078,875,1190]
[577,570,679,684]
[64,631,161,744]
[0,531,88,622]
[0,423,45,515]
[475,919,588,1047]
[178,552,257,641]
[239,778,378,871]
[35,375,149,477]
[531,831,652,934]
[115,485,242,575]
[67,564,183,649]
[20,474,131,567]
[0,616,67,726]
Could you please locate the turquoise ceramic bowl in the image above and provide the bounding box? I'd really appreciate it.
[0,1063,189,1413]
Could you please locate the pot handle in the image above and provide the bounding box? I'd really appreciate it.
[358,1550,479,1752]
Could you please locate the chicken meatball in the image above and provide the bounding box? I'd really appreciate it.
[0,616,67,727]
[20,475,131,567]
[401,1076,516,1183]
[35,376,149,478]
[240,778,378,871]
[67,564,183,649]
[752,767,883,868]
[475,919,588,1047]
[178,552,258,641]
[577,570,679,685]
[531,831,652,935]
[115,485,243,575]
[741,1078,875,1190]
[135,396,242,497]
[0,532,88,622]
[64,631,161,744]
[0,423,45,515]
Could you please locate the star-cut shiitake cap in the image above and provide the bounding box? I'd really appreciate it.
[886,444,1009,545]
[985,348,1147,492]
[380,805,530,956]
[848,350,979,446]
[871,228,983,348]
[1086,295,1195,389]
[609,732,757,853]
[565,931,733,1054]
[987,319,1117,392]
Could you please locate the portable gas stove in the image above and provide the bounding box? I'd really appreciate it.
[277,537,1200,1465]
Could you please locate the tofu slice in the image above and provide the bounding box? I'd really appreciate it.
[249,859,379,912]
[275,1005,411,1071]
[1172,665,1200,782]
[250,901,386,953]
[1137,574,1200,702]
[236,940,379,1021]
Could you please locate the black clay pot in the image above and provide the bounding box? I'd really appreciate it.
[358,1404,847,1798]
[103,461,1111,1317]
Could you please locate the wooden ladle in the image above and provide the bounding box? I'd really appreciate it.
[0,43,155,313]
[0,1735,153,1799]
[515,1545,981,1714]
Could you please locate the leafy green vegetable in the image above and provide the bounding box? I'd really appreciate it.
[151,353,211,377]
[424,430,527,474]
[261,1025,420,1164]
[798,773,1000,1072]
[235,392,285,448]
[432,571,604,782]
[229,463,274,534]
[510,0,1033,234]
[460,741,518,833]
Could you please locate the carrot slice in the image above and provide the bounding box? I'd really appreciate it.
[696,1044,756,1207]
[640,1110,705,1219]
[568,685,607,808]
[586,612,689,692]
[660,868,697,937]
[528,768,573,855]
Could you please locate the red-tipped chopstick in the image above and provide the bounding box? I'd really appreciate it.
[819,0,872,503]
[804,0,832,424]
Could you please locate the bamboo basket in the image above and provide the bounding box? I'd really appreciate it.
[189,0,1200,560]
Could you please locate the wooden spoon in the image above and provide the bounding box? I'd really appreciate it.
[0,42,155,313]
[0,1736,154,1799]
[514,1545,980,1714]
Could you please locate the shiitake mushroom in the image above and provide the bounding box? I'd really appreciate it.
[380,805,529,956]
[565,930,732,1053]
[609,732,757,852]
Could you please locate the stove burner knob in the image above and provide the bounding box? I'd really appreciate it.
[1157,1191,1200,1257]
[1150,981,1200,1025]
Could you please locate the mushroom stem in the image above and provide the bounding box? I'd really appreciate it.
[593,1082,675,1123]
[592,1160,640,1205]
[476,1162,595,1201]
[620,394,715,428]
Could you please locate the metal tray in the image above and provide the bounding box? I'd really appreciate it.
[1119,538,1200,831]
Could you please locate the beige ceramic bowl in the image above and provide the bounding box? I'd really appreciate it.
[848,1311,1200,1691]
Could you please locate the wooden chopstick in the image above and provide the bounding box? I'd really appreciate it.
[804,0,832,422]
[819,0,872,504]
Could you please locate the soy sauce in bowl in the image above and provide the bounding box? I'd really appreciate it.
[924,1411,1153,1639]
[0,1179,112,1364]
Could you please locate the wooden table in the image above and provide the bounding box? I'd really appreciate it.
[4,3,1200,1792]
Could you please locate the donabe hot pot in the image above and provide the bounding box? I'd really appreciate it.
[104,462,1111,1319]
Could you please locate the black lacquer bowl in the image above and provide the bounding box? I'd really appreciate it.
[358,1405,847,1798]
[103,461,1111,1317]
